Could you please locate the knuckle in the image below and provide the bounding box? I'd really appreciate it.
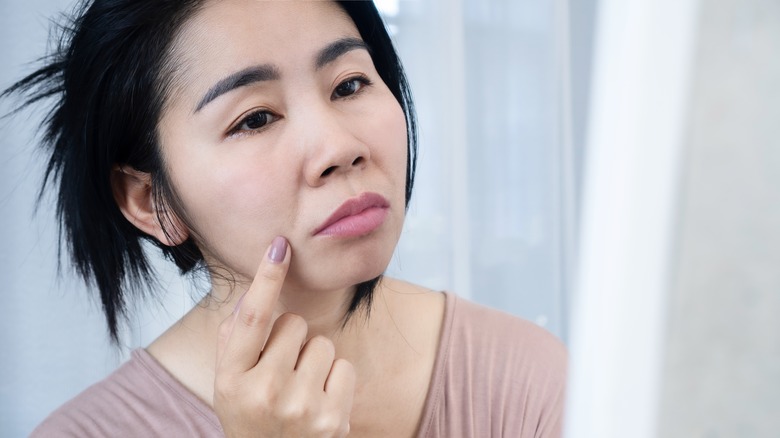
[337,421,350,437]
[332,358,356,383]
[307,335,335,356]
[277,312,307,332]
[333,357,354,373]
[238,306,270,328]
[250,391,277,413]
[276,400,310,421]
[253,374,282,404]
[313,413,345,435]
[259,262,285,282]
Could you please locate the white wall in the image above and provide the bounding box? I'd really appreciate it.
[658,0,780,435]
[566,0,780,436]
[564,0,700,436]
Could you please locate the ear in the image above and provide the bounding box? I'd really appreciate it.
[110,165,189,246]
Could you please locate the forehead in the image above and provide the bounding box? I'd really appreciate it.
[176,1,359,70]
[165,1,362,106]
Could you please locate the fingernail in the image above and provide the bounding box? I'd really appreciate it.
[268,236,287,264]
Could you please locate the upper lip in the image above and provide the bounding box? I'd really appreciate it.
[313,192,390,235]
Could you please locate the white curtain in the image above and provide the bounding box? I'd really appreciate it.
[382,0,580,338]
[565,0,700,436]
[0,0,585,435]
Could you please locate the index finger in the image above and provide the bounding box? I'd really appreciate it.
[217,236,291,374]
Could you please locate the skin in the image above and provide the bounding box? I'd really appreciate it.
[112,1,445,436]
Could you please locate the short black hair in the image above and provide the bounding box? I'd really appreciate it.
[3,0,418,343]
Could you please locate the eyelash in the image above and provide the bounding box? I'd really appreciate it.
[331,74,372,100]
[227,110,278,139]
[226,75,373,139]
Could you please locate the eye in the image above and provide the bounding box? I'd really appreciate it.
[332,76,372,99]
[228,110,279,138]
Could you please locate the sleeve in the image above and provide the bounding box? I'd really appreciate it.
[531,329,568,438]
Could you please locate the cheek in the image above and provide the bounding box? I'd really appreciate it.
[165,146,298,272]
[364,97,409,180]
[212,163,287,218]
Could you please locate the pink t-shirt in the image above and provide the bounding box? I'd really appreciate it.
[32,293,567,437]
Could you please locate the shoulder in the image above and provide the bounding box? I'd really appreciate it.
[425,293,567,437]
[31,350,222,437]
[448,294,567,369]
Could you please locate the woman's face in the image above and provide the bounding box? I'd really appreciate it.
[158,0,408,293]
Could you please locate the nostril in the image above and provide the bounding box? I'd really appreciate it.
[320,156,364,178]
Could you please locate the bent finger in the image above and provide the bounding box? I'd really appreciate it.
[325,358,356,413]
[254,312,308,376]
[294,335,336,389]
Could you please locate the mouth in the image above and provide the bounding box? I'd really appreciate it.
[313,192,390,238]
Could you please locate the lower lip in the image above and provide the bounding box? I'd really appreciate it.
[316,207,389,238]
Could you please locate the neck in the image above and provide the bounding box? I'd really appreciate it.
[146,277,440,412]
[203,277,375,343]
[148,279,384,406]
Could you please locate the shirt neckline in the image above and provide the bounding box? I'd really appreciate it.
[134,291,458,436]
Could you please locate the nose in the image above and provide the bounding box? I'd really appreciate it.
[303,116,370,187]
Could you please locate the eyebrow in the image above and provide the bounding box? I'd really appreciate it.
[314,37,370,70]
[194,65,280,112]
[194,37,370,113]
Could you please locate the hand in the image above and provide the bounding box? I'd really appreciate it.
[214,236,356,437]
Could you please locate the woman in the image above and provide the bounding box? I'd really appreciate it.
[7,0,566,436]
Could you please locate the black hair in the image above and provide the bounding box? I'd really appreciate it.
[3,0,417,343]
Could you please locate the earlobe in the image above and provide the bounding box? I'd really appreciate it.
[110,165,188,246]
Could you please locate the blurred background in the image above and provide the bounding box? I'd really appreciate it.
[0,0,778,436]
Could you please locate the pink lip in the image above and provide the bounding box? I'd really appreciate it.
[314,192,390,237]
